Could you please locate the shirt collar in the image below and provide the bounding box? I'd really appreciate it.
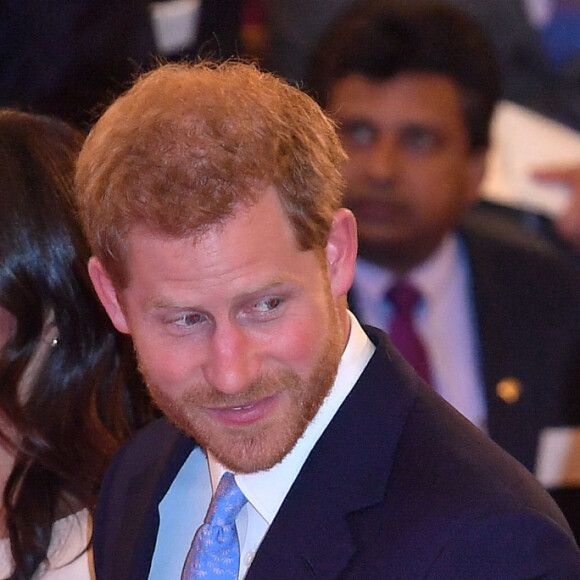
[355,233,460,308]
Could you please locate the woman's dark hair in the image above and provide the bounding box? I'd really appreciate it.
[0,109,152,579]
[308,0,501,151]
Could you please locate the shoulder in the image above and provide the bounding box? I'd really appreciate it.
[461,203,574,261]
[100,418,192,493]
[424,510,580,578]
[391,365,569,529]
[460,204,580,298]
[372,356,580,571]
[310,333,580,574]
[35,510,93,579]
[342,330,552,518]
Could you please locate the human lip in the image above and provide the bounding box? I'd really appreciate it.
[207,394,281,426]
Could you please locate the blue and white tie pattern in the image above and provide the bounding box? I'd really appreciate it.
[181,472,248,579]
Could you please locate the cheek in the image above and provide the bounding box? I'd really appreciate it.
[409,162,463,212]
[267,304,333,379]
[133,331,202,394]
[342,157,365,185]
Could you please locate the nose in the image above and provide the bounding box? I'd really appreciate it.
[203,321,260,396]
[365,136,398,184]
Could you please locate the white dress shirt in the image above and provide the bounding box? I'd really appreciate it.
[149,312,375,579]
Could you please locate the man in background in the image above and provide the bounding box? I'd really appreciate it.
[309,0,580,537]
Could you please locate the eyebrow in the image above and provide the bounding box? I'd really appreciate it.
[146,277,301,312]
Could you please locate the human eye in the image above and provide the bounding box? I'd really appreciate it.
[172,312,205,327]
[239,295,285,323]
[253,297,282,313]
[340,120,376,148]
[400,125,439,153]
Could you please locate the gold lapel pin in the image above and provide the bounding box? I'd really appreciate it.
[496,377,522,404]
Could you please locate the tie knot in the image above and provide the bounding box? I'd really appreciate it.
[387,281,421,316]
[206,472,248,527]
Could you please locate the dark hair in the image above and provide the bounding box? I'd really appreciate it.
[308,0,501,150]
[0,110,152,579]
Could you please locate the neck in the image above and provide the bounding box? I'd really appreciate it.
[357,236,445,275]
[336,299,353,345]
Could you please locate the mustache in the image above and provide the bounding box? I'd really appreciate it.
[186,370,303,407]
[140,363,303,409]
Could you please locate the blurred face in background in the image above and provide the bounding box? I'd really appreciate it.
[327,71,485,274]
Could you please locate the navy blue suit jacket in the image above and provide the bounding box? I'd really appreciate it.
[93,327,580,579]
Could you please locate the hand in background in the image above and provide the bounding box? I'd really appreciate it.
[533,165,580,251]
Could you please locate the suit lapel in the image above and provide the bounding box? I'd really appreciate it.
[121,424,196,580]
[247,328,420,578]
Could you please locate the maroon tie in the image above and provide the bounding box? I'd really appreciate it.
[387,281,432,384]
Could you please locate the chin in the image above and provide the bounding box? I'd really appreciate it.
[180,403,312,473]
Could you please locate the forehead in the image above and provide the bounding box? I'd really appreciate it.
[122,188,313,298]
[328,72,466,130]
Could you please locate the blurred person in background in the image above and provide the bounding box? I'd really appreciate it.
[265,0,580,129]
[309,0,580,539]
[0,109,152,579]
[264,0,580,254]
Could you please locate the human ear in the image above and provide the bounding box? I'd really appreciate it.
[325,208,358,298]
[88,257,130,334]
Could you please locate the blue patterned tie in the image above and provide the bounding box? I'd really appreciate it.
[181,472,248,580]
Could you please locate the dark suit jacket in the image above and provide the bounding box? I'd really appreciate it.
[349,206,580,537]
[0,0,156,129]
[93,327,580,579]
